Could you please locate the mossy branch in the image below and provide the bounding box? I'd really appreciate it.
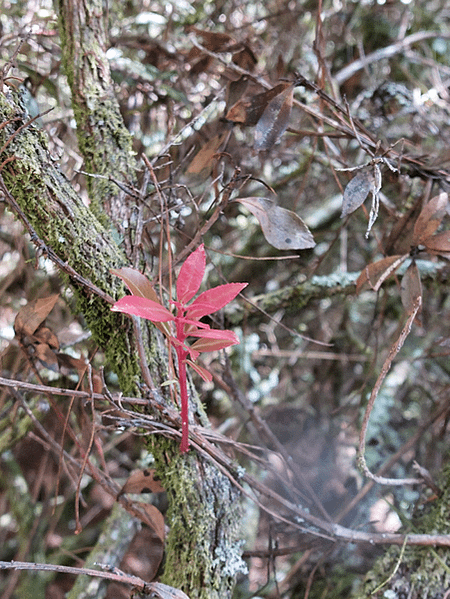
[1,23,246,598]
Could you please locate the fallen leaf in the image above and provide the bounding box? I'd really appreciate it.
[14,294,59,338]
[235,197,315,250]
[341,170,375,218]
[118,469,165,495]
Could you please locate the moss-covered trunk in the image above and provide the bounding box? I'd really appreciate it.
[0,1,245,595]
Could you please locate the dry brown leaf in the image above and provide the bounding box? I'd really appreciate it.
[341,170,375,218]
[235,197,315,250]
[422,230,450,255]
[225,76,250,113]
[225,82,292,126]
[118,469,165,496]
[384,197,423,256]
[34,343,59,371]
[401,261,422,317]
[186,132,227,174]
[254,83,294,151]
[356,254,406,294]
[134,502,165,542]
[14,294,59,338]
[232,45,257,71]
[188,27,234,52]
[412,192,448,245]
[33,325,59,349]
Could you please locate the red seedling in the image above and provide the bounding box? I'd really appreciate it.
[111,244,247,452]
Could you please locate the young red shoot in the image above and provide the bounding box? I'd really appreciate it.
[111,244,247,453]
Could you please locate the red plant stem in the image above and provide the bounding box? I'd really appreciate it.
[175,310,190,453]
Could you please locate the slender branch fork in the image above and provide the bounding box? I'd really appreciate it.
[2,375,450,549]
[0,561,189,599]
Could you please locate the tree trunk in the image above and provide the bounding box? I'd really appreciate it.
[0,1,246,595]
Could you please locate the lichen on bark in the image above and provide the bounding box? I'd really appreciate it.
[153,441,247,599]
[0,89,140,397]
[1,1,247,595]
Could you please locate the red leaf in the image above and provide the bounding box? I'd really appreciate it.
[186,282,247,319]
[111,267,161,303]
[111,296,174,322]
[177,244,206,305]
[186,359,213,382]
[190,333,240,353]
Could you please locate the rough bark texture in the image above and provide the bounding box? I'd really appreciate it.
[0,2,246,595]
[56,0,137,230]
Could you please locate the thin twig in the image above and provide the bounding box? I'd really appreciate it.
[358,297,423,485]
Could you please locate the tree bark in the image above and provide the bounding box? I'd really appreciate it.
[0,1,246,595]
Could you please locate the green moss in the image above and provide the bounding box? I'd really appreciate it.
[153,440,246,599]
[0,91,141,397]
